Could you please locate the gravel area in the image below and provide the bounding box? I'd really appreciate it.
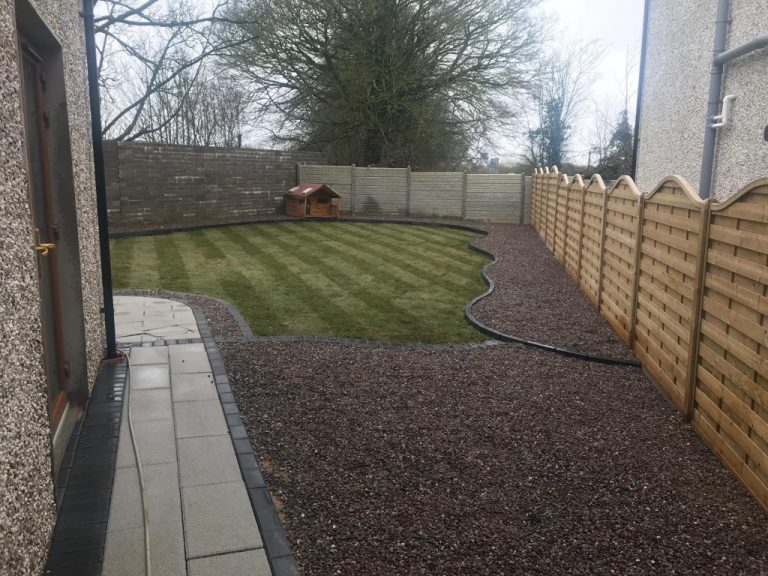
[472,225,635,360]
[221,341,768,576]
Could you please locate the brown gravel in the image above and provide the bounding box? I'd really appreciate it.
[222,341,768,576]
[472,225,635,360]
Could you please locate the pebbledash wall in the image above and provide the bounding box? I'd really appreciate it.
[104,141,325,232]
[298,164,531,223]
[636,0,768,200]
[1,1,104,575]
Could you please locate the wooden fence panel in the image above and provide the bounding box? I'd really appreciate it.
[692,178,768,507]
[579,176,606,305]
[599,177,642,343]
[531,170,540,229]
[545,169,559,248]
[564,175,585,281]
[553,174,570,263]
[532,167,768,510]
[633,177,706,411]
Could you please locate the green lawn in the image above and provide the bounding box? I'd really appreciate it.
[111,222,489,343]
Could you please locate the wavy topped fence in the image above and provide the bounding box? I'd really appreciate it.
[531,168,768,511]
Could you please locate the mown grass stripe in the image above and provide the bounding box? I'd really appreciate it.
[283,224,445,292]
[328,223,486,287]
[303,226,482,342]
[339,222,480,266]
[238,224,407,338]
[206,227,331,334]
[220,226,371,336]
[252,224,464,342]
[153,235,192,292]
[109,238,135,287]
[118,235,161,288]
[187,229,227,260]
[184,230,290,333]
[288,223,482,313]
[355,223,481,265]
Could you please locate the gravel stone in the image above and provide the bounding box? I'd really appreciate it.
[472,225,635,360]
[221,342,768,576]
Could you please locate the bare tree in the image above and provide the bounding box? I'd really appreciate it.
[523,41,605,168]
[587,45,639,172]
[222,0,543,169]
[94,0,241,141]
[138,68,248,147]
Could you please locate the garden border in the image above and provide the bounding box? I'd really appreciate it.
[113,218,640,365]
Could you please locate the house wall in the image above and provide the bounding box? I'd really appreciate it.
[635,0,717,195]
[711,1,768,200]
[636,0,768,200]
[105,141,325,233]
[0,1,104,574]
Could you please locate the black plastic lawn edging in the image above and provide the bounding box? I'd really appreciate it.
[464,243,642,367]
[108,215,490,239]
[113,218,640,365]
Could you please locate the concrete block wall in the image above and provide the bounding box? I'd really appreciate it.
[299,165,530,223]
[105,142,325,232]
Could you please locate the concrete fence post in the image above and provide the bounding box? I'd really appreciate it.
[461,172,468,220]
[351,164,357,213]
[406,165,412,216]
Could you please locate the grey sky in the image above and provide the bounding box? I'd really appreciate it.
[498,0,646,163]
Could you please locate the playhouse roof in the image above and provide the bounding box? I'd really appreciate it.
[286,183,340,199]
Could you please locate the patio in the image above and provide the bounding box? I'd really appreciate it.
[47,296,287,576]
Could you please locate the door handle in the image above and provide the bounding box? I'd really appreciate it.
[35,242,56,256]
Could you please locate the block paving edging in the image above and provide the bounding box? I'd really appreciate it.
[44,359,128,576]
[190,306,298,576]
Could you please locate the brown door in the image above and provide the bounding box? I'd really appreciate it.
[20,41,69,428]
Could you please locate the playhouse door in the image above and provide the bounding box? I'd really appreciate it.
[20,41,69,428]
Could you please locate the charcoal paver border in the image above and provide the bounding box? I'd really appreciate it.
[44,359,128,576]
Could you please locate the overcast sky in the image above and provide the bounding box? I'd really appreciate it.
[499,0,646,163]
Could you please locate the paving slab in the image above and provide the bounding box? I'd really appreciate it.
[108,464,182,532]
[129,388,172,422]
[129,346,170,366]
[182,481,263,559]
[174,400,228,438]
[128,418,177,466]
[178,435,242,487]
[171,373,218,402]
[105,296,270,576]
[188,549,272,576]
[129,364,170,390]
[103,519,185,576]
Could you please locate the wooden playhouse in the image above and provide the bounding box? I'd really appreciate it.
[285,183,341,218]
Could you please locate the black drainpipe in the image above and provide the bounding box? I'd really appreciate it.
[631,0,651,180]
[82,0,118,358]
[698,0,731,199]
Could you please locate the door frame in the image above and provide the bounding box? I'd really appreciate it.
[19,37,70,429]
